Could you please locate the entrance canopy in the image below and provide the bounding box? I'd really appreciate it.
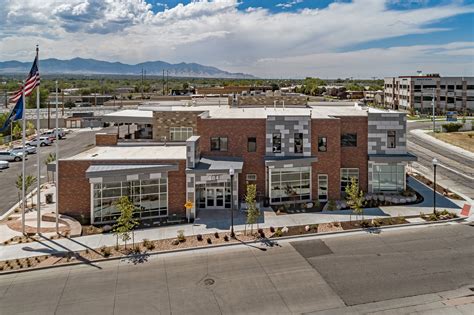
[86,164,178,183]
[189,156,244,174]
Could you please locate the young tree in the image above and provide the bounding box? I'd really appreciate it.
[44,153,56,182]
[26,121,35,136]
[113,196,139,250]
[245,184,260,235]
[345,177,365,222]
[16,174,37,208]
[12,123,22,140]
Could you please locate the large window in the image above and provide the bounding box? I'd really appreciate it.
[210,137,228,151]
[341,133,357,147]
[318,136,327,152]
[318,174,328,201]
[372,164,405,192]
[272,133,281,153]
[247,137,256,152]
[294,133,303,153]
[92,178,167,223]
[269,166,311,204]
[340,168,359,193]
[170,127,193,141]
[387,130,396,148]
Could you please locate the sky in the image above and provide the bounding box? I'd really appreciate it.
[0,0,473,78]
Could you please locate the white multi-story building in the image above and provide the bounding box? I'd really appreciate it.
[384,74,474,114]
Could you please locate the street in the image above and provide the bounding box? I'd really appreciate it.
[0,128,104,217]
[0,224,472,314]
[407,121,474,199]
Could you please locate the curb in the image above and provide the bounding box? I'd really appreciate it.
[0,216,466,276]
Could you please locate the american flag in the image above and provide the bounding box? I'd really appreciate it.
[10,56,40,102]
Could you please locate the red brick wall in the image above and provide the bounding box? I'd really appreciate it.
[311,119,341,200]
[58,159,186,223]
[95,133,118,146]
[340,116,368,193]
[197,117,267,201]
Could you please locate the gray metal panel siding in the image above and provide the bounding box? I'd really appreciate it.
[265,115,312,157]
[368,112,407,155]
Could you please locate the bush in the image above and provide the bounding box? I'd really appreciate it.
[196,234,203,241]
[177,230,185,242]
[143,239,155,250]
[273,229,283,237]
[360,220,370,228]
[442,122,462,132]
[206,237,212,244]
[214,232,219,238]
[269,226,275,233]
[101,246,111,257]
[223,235,229,242]
[327,200,337,211]
[171,239,180,246]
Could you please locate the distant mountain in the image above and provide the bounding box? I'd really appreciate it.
[0,57,255,79]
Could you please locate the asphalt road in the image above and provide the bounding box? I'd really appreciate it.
[0,224,472,314]
[0,128,104,217]
[407,121,474,198]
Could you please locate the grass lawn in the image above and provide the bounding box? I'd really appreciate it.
[430,131,474,152]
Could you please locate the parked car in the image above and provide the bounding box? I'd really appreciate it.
[10,145,37,155]
[26,137,51,147]
[0,160,9,169]
[41,129,65,139]
[0,151,23,162]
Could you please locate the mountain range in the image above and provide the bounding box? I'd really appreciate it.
[0,57,254,79]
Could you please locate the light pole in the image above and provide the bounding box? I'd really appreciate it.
[229,166,235,238]
[432,158,438,214]
[55,80,59,234]
[431,88,436,132]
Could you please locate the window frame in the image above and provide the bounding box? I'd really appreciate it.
[387,130,396,149]
[341,133,357,147]
[246,173,257,181]
[169,127,193,141]
[210,136,228,152]
[317,174,328,202]
[294,133,303,153]
[247,137,257,152]
[318,136,327,152]
[340,168,359,193]
[272,133,282,153]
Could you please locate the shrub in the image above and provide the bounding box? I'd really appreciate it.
[419,212,426,219]
[371,219,381,227]
[143,239,155,250]
[310,224,318,231]
[273,229,283,237]
[101,246,111,257]
[223,235,229,242]
[177,230,185,242]
[133,245,141,254]
[196,234,203,241]
[428,213,438,221]
[442,122,462,132]
[206,237,212,244]
[327,200,337,211]
[171,239,180,246]
[269,226,275,233]
[214,231,219,238]
[360,220,370,228]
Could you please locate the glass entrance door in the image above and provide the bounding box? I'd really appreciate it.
[206,187,226,209]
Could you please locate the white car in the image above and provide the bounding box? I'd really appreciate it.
[26,137,51,147]
[41,129,65,139]
[0,160,9,169]
[0,151,23,162]
[10,146,37,155]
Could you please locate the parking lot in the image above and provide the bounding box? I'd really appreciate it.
[0,128,105,217]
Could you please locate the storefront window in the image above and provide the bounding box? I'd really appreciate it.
[92,178,167,223]
[269,166,311,204]
[340,168,359,193]
[318,174,328,201]
[372,164,405,192]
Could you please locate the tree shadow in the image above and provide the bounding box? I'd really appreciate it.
[123,251,150,265]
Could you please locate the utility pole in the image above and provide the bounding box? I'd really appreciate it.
[162,69,165,96]
[141,68,144,99]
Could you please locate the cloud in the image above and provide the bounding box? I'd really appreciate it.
[0,0,473,77]
[276,0,304,9]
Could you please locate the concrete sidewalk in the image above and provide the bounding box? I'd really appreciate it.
[0,177,463,262]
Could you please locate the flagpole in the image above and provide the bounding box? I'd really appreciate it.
[35,45,41,235]
[21,84,26,235]
[55,80,59,234]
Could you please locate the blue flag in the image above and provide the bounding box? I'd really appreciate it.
[0,95,24,133]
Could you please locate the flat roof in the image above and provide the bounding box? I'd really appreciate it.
[64,145,187,161]
[103,110,153,119]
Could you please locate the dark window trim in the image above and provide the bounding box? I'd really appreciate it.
[272,133,281,153]
[210,136,228,152]
[318,136,327,152]
[341,133,357,147]
[247,137,257,152]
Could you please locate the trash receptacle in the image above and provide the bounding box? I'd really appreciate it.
[45,193,53,204]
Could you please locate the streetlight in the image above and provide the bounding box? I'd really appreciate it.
[432,158,438,214]
[229,166,235,238]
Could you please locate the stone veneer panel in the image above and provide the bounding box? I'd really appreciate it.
[266,115,312,157]
[153,111,203,141]
[368,112,407,155]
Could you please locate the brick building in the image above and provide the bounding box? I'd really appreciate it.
[58,103,416,224]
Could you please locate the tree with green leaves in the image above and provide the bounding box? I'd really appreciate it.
[245,184,260,235]
[113,196,139,250]
[26,88,49,109]
[345,177,365,222]
[12,123,22,141]
[16,174,37,208]
[44,153,56,182]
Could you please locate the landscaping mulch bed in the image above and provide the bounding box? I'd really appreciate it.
[409,173,463,200]
[0,229,267,272]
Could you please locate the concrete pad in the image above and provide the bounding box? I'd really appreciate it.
[55,296,116,315]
